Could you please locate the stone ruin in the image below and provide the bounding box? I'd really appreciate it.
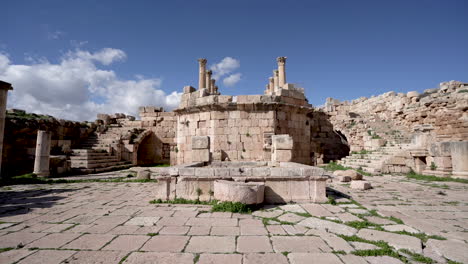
[0,58,467,204]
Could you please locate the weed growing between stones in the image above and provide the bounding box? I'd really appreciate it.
[338,235,409,262]
[399,249,434,263]
[406,170,468,184]
[149,198,256,214]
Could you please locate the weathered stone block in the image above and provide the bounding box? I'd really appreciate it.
[272,135,293,150]
[214,180,265,204]
[192,136,210,149]
[350,181,372,190]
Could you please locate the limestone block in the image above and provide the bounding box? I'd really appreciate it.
[192,149,210,163]
[334,170,363,180]
[429,142,452,157]
[137,170,151,180]
[337,176,351,182]
[192,136,210,149]
[272,149,292,162]
[450,141,468,177]
[407,91,419,98]
[183,86,196,93]
[214,180,265,204]
[272,134,293,150]
[350,181,372,190]
[194,168,214,177]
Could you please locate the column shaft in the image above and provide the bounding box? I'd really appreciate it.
[33,130,51,177]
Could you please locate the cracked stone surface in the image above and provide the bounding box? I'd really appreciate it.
[0,173,466,263]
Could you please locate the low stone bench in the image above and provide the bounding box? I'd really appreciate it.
[214,180,265,205]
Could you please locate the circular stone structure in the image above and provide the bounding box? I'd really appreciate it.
[214,180,265,205]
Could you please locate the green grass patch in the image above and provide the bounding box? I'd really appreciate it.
[147,233,158,236]
[149,198,215,205]
[0,248,13,253]
[294,212,312,218]
[447,260,463,264]
[392,231,446,243]
[400,249,434,263]
[321,161,348,171]
[457,89,468,93]
[341,235,408,262]
[149,198,255,214]
[406,170,468,184]
[345,220,382,230]
[327,196,337,205]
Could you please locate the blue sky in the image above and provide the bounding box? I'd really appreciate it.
[1,0,467,120]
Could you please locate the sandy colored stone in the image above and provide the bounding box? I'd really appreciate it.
[365,256,404,264]
[62,234,115,250]
[237,236,273,253]
[188,226,211,236]
[198,253,242,264]
[0,231,47,248]
[17,249,76,264]
[425,238,468,263]
[26,233,81,249]
[140,235,189,252]
[0,249,35,264]
[158,226,190,235]
[124,216,160,226]
[241,225,268,235]
[301,204,333,217]
[271,236,331,253]
[350,181,372,190]
[65,250,129,264]
[288,253,343,264]
[185,236,235,253]
[277,213,305,223]
[124,252,193,264]
[243,253,289,264]
[298,217,357,236]
[210,226,239,236]
[357,228,422,253]
[102,235,149,251]
[382,224,419,233]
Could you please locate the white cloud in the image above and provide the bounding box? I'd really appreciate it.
[47,30,64,40]
[223,73,242,87]
[210,57,240,80]
[0,49,182,121]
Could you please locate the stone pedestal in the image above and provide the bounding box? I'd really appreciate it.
[450,141,468,178]
[33,130,51,177]
[192,136,210,163]
[0,81,13,178]
[272,134,293,163]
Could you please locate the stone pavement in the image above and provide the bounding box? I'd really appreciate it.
[0,174,467,263]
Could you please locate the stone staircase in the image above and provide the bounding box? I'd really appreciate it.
[70,130,132,174]
[337,118,413,174]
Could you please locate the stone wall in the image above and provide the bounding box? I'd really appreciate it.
[2,110,95,177]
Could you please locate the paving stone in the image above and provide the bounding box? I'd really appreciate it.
[108,225,141,234]
[0,223,15,230]
[241,225,268,235]
[41,223,75,233]
[172,210,199,217]
[302,204,334,217]
[382,224,419,234]
[84,223,120,234]
[266,225,286,235]
[365,216,395,225]
[298,217,357,236]
[211,226,239,236]
[198,253,242,264]
[277,213,305,223]
[237,236,273,253]
[159,226,190,235]
[320,234,354,253]
[124,216,160,226]
[425,238,468,263]
[211,212,233,218]
[278,204,307,214]
[26,233,81,248]
[271,236,331,253]
[338,204,359,208]
[65,250,129,264]
[140,235,189,252]
[321,204,345,213]
[288,253,343,264]
[62,234,115,250]
[252,210,283,218]
[0,249,36,264]
[186,217,237,227]
[338,254,369,264]
[134,225,163,235]
[102,235,149,251]
[188,226,211,236]
[124,252,193,264]
[281,225,308,235]
[348,209,369,215]
[243,253,289,264]
[357,229,422,253]
[351,241,379,250]
[137,209,174,217]
[17,249,76,264]
[365,256,404,264]
[185,236,235,253]
[239,218,263,226]
[0,231,47,248]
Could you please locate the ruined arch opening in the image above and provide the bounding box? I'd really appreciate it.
[136,132,170,166]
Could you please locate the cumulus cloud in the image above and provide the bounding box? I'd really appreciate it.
[223,73,242,87]
[210,57,240,80]
[0,49,181,121]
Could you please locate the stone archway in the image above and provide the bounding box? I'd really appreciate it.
[133,130,170,166]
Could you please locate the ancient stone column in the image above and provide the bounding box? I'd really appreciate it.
[268,77,274,92]
[273,70,279,89]
[206,70,212,93]
[0,81,13,178]
[33,130,51,177]
[210,79,216,94]
[277,57,287,87]
[198,58,207,89]
[214,86,219,94]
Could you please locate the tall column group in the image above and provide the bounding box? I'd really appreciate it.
[265,57,287,95]
[197,58,219,95]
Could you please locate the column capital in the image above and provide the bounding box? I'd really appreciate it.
[206,70,213,76]
[277,57,287,64]
[198,58,207,65]
[273,70,279,76]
